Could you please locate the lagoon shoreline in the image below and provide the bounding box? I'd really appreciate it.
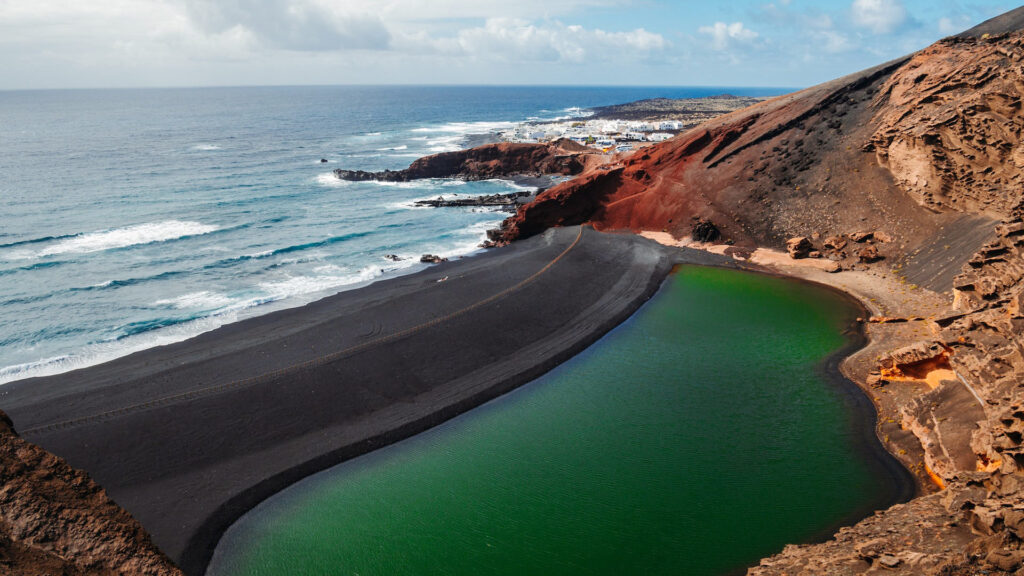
[1,226,733,575]
[0,225,921,576]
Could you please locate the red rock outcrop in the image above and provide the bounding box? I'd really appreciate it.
[334,140,603,183]
[0,410,181,576]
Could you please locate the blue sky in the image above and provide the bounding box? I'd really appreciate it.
[0,0,1016,89]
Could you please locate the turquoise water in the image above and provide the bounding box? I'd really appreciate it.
[208,266,896,576]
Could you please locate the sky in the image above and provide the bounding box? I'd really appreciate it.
[0,0,1017,90]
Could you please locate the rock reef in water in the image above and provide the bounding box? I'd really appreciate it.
[334,140,601,183]
[0,410,182,576]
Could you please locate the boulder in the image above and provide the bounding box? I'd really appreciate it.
[786,236,813,259]
[420,254,448,264]
[691,219,721,243]
[850,231,874,243]
[823,235,847,250]
[858,244,883,262]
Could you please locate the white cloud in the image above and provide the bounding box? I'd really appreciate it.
[698,22,758,51]
[850,0,907,34]
[413,18,667,63]
[180,0,390,51]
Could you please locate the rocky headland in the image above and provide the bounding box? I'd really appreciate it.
[334,139,601,183]
[587,94,767,124]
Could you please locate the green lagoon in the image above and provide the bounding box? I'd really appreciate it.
[208,266,904,576]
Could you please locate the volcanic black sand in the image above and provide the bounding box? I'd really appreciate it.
[0,227,730,576]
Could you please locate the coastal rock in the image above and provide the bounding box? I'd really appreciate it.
[334,141,600,183]
[786,237,813,259]
[419,254,448,264]
[0,410,181,575]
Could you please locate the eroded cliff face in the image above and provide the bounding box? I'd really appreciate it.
[0,410,181,576]
[870,34,1024,219]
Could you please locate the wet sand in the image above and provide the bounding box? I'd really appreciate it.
[0,226,730,576]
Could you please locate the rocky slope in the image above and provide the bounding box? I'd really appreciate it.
[334,139,601,183]
[0,410,182,575]
[494,7,1024,575]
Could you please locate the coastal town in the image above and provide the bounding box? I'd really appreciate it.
[499,116,681,153]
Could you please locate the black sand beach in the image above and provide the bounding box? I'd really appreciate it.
[0,227,729,575]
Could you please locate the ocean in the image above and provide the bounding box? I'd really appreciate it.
[0,85,785,384]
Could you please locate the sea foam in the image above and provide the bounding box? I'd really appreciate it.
[24,221,220,259]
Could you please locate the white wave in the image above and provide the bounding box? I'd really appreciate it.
[377,145,408,151]
[256,266,381,303]
[15,220,220,259]
[413,120,515,135]
[364,132,382,136]
[192,144,222,151]
[315,172,348,188]
[0,314,243,385]
[0,218,508,385]
[153,291,236,310]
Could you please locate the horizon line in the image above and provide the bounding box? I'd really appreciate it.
[0,82,802,94]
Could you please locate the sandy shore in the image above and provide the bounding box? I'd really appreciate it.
[0,227,735,576]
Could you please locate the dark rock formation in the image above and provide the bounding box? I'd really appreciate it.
[419,254,447,264]
[0,410,181,576]
[334,141,600,183]
[589,95,765,123]
[690,218,721,242]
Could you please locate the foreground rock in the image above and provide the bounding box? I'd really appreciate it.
[0,410,181,576]
[334,140,602,183]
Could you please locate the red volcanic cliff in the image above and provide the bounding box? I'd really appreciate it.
[0,411,181,576]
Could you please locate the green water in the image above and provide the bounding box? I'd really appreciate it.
[208,266,895,576]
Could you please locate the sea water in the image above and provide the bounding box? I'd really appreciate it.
[208,267,902,576]
[0,85,785,383]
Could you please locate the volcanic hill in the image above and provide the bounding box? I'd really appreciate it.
[491,7,1024,575]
